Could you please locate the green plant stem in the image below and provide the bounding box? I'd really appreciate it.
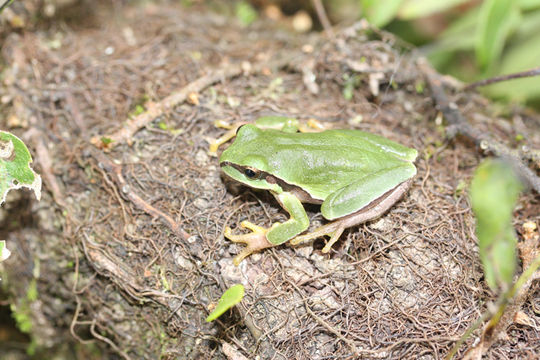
[445,252,540,359]
[0,0,15,14]
[444,300,499,360]
[508,252,540,298]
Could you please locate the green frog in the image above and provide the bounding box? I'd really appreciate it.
[214,116,418,265]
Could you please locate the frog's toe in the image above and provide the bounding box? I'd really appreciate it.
[239,220,267,233]
[321,227,345,253]
[208,122,243,154]
[290,223,345,253]
[224,223,273,265]
[208,141,220,154]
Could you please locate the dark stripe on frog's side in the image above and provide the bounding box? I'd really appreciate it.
[220,161,323,204]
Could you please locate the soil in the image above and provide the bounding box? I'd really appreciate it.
[1,2,539,359]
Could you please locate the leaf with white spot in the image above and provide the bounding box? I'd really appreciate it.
[0,240,10,262]
[0,131,41,206]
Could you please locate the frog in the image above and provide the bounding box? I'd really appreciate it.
[215,116,418,265]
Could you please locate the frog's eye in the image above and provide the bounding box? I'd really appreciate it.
[244,168,258,178]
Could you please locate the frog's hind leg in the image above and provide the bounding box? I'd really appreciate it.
[289,221,345,253]
[290,179,413,253]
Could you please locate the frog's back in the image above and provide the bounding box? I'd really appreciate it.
[261,128,417,200]
[275,129,417,161]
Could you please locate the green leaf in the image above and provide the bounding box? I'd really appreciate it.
[158,121,169,131]
[206,284,245,322]
[520,0,540,10]
[470,159,523,292]
[513,8,540,38]
[0,131,41,206]
[100,137,113,145]
[27,279,38,302]
[342,74,361,101]
[398,0,470,20]
[476,0,518,69]
[483,17,540,101]
[0,240,10,262]
[343,81,354,100]
[434,6,480,48]
[424,7,479,69]
[235,1,257,27]
[130,104,145,117]
[360,0,404,27]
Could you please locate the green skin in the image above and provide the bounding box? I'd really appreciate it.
[219,117,418,263]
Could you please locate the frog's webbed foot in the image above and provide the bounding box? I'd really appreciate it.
[224,221,274,265]
[290,222,346,253]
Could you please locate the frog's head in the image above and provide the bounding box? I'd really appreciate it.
[219,125,281,192]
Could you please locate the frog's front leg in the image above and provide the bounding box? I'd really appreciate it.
[224,221,274,265]
[208,121,245,154]
[225,191,309,265]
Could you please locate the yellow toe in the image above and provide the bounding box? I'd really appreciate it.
[223,222,274,265]
[239,221,267,234]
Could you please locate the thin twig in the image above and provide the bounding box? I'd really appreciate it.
[26,128,68,208]
[420,60,540,193]
[464,66,540,91]
[70,296,95,345]
[222,342,250,360]
[91,148,190,240]
[94,53,297,148]
[304,304,359,356]
[311,0,334,38]
[90,320,132,360]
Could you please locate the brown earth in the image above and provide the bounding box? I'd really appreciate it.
[1,2,539,359]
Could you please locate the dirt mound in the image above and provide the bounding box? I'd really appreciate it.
[1,2,538,359]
